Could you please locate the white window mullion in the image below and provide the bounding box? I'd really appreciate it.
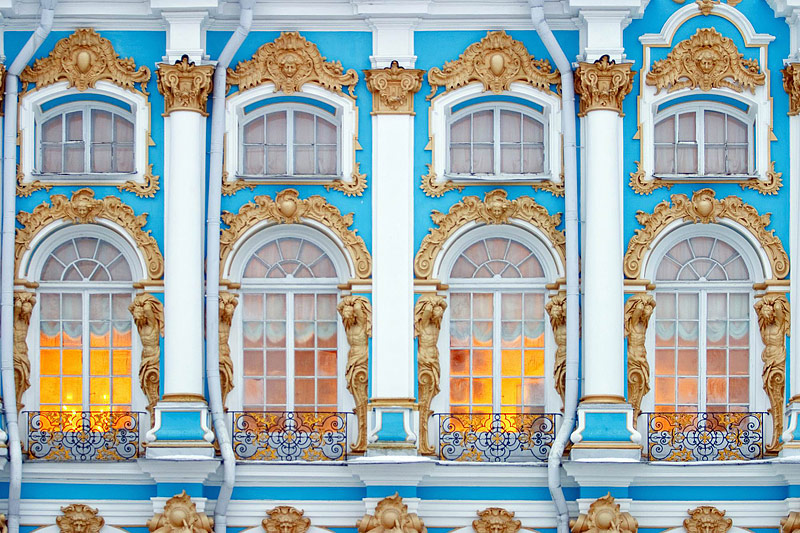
[696,111,705,176]
[84,107,92,173]
[493,108,501,175]
[492,291,502,412]
[698,290,708,411]
[286,293,295,411]
[82,290,90,411]
[287,109,295,176]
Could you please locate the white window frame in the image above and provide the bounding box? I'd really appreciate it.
[19,81,150,186]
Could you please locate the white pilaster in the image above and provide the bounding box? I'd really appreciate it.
[367,18,419,68]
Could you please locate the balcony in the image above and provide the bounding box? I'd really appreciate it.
[436,412,558,462]
[24,411,142,461]
[644,411,766,461]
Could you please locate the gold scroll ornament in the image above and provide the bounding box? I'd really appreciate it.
[219,291,239,411]
[685,507,732,533]
[149,492,213,533]
[338,295,371,453]
[571,493,638,533]
[57,504,104,533]
[414,294,447,455]
[365,60,424,115]
[263,506,311,533]
[574,55,635,116]
[357,493,426,533]
[129,293,164,423]
[13,291,35,412]
[624,294,655,423]
[755,293,789,453]
[545,293,566,410]
[157,55,214,116]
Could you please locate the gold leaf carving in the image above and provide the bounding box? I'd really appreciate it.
[696,0,719,15]
[755,293,789,453]
[16,189,164,280]
[14,291,35,412]
[415,190,565,279]
[415,294,447,455]
[228,31,358,97]
[0,64,6,113]
[420,164,464,198]
[739,161,783,195]
[784,63,800,116]
[427,31,560,99]
[219,291,238,411]
[220,189,371,279]
[574,55,635,116]
[782,512,800,533]
[546,293,566,410]
[148,491,213,533]
[684,507,732,533]
[629,161,671,195]
[118,164,161,198]
[263,506,310,533]
[474,508,521,533]
[338,295,371,453]
[570,494,638,533]
[20,28,150,94]
[0,514,6,533]
[624,293,655,423]
[129,293,163,423]
[624,189,788,280]
[357,493,426,533]
[157,55,215,116]
[16,164,52,198]
[324,163,368,197]
[365,61,424,115]
[57,504,104,533]
[646,28,765,94]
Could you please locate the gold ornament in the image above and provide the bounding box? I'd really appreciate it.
[228,31,358,97]
[630,159,782,197]
[20,28,150,94]
[0,64,6,113]
[629,161,671,195]
[574,55,635,116]
[755,293,789,453]
[415,189,565,279]
[0,514,6,533]
[545,293,566,410]
[684,507,732,533]
[570,494,638,533]
[624,188,788,280]
[427,31,560,99]
[157,55,214,116]
[784,63,800,116]
[129,293,164,423]
[338,295,371,453]
[365,61,424,115]
[473,508,521,533]
[357,493,426,533]
[16,189,164,281]
[324,162,369,198]
[13,291,35,412]
[220,189,371,279]
[624,294,656,423]
[219,291,238,411]
[414,294,447,455]
[781,512,800,533]
[646,27,765,94]
[695,0,719,15]
[57,504,104,533]
[118,165,161,199]
[263,506,311,533]
[148,491,213,533]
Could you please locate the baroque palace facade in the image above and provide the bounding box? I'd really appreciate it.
[5,1,800,533]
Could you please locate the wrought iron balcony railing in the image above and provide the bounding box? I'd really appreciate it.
[436,412,558,462]
[231,411,348,461]
[645,411,765,461]
[25,410,141,461]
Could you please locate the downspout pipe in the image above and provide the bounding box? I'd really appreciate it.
[205,2,253,533]
[2,2,56,532]
[528,3,579,533]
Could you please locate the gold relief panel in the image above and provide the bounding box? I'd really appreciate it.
[783,62,800,116]
[57,504,105,533]
[570,494,637,533]
[148,491,213,533]
[365,61,424,115]
[13,290,35,412]
[338,295,371,453]
[755,293,789,453]
[157,55,215,116]
[129,293,164,423]
[684,507,732,533]
[415,293,447,455]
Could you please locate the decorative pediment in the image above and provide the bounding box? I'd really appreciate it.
[227,32,358,97]
[685,507,732,533]
[20,28,150,94]
[427,31,560,99]
[646,27,765,94]
[57,504,104,533]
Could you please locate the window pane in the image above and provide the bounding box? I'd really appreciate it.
[678,112,696,141]
[92,110,113,143]
[472,145,493,173]
[64,143,85,173]
[66,112,83,141]
[42,115,62,142]
[244,117,264,143]
[523,116,544,142]
[500,111,521,142]
[472,110,493,142]
[266,112,287,144]
[451,116,470,143]
[116,115,134,143]
[704,111,725,143]
[676,145,697,174]
[501,145,521,173]
[317,117,337,144]
[654,116,674,143]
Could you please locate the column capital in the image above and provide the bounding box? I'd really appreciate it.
[574,55,635,116]
[157,55,214,116]
[364,60,424,115]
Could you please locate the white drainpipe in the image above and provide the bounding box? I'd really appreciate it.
[205,2,254,532]
[528,3,579,533]
[1,2,56,532]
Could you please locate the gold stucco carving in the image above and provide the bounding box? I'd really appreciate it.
[646,28,765,94]
[220,188,371,279]
[0,514,6,533]
[415,294,447,455]
[781,512,800,533]
[755,293,789,453]
[415,190,565,279]
[324,163,368,197]
[20,28,150,94]
[130,293,163,422]
[57,504,104,533]
[427,31,560,99]
[420,164,465,198]
[357,493,426,533]
[13,291,35,412]
[228,31,358,97]
[338,295,371,453]
[117,165,161,198]
[157,55,214,116]
[474,508,521,533]
[545,293,566,409]
[0,64,6,113]
[148,491,213,533]
[574,55,635,116]
[624,188,788,280]
[219,291,238,411]
[570,494,638,533]
[684,507,732,533]
[365,61,424,115]
[16,189,163,281]
[16,163,52,198]
[624,293,655,423]
[263,506,310,533]
[784,63,800,116]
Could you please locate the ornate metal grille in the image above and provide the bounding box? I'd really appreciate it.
[26,411,141,461]
[437,412,557,462]
[231,411,348,461]
[646,412,765,461]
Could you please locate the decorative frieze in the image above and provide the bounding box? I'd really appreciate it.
[219,291,239,410]
[755,293,789,453]
[574,55,635,116]
[263,506,311,533]
[157,55,214,116]
[338,295,371,453]
[13,291,35,412]
[685,506,732,533]
[148,491,213,533]
[414,294,447,455]
[357,493,426,533]
[365,60,424,115]
[624,293,655,423]
[57,504,104,533]
[129,293,164,422]
[545,293,566,409]
[571,494,638,533]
